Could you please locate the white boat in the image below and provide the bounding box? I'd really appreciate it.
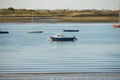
[27,12,43,33]
[27,30,43,33]
[49,33,77,41]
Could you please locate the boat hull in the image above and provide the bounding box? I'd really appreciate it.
[63,29,79,32]
[27,31,43,33]
[0,31,9,34]
[112,24,120,28]
[50,37,77,41]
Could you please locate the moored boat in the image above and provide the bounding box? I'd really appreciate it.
[63,29,79,32]
[27,31,43,33]
[0,31,9,34]
[112,3,120,28]
[112,24,120,28]
[49,33,77,41]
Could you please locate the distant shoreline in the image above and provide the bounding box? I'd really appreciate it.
[0,9,117,23]
[0,16,115,23]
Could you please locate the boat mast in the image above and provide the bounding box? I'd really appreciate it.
[31,11,33,24]
[118,2,120,24]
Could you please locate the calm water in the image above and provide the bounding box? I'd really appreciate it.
[0,23,120,73]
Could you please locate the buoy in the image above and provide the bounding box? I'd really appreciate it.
[48,37,51,42]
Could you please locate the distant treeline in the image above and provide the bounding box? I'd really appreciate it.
[0,7,118,17]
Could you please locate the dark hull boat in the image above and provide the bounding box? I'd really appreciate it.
[63,29,79,32]
[0,31,9,34]
[49,34,77,41]
[50,36,77,41]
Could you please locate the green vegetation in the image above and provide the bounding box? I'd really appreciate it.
[0,7,119,22]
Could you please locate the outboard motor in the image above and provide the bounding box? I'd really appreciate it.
[73,36,77,40]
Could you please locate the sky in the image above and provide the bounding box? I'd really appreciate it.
[0,0,120,10]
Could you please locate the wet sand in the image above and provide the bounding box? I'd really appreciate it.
[0,72,120,80]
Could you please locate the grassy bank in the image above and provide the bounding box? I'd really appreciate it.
[62,16,115,22]
[0,16,116,23]
[0,17,62,23]
[0,8,118,22]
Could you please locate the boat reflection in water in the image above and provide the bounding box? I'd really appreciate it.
[49,33,77,41]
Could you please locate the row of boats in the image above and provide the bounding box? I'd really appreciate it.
[0,29,79,41]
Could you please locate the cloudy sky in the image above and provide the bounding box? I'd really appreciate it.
[0,0,120,10]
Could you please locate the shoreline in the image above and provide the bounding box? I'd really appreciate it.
[0,16,115,23]
[0,72,120,80]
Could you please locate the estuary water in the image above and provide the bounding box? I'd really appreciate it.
[0,23,120,73]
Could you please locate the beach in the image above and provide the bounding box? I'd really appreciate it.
[0,72,120,80]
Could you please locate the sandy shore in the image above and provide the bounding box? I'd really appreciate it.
[0,72,120,80]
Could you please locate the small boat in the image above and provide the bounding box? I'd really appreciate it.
[112,24,120,28]
[112,3,120,28]
[49,33,77,41]
[63,29,79,32]
[0,31,9,34]
[27,31,43,33]
[27,12,44,33]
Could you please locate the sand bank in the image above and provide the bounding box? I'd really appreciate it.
[0,72,120,80]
